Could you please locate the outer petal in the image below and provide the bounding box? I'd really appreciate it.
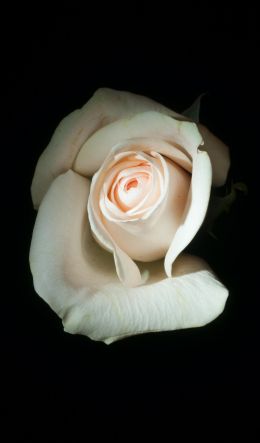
[183,94,230,186]
[198,124,230,187]
[30,170,228,344]
[87,193,145,288]
[74,111,203,175]
[31,88,182,208]
[165,150,212,277]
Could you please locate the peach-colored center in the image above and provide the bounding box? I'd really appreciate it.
[93,146,191,262]
[100,152,165,222]
[126,178,138,190]
[112,168,152,212]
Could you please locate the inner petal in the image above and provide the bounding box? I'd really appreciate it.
[115,170,151,211]
[126,178,138,190]
[102,157,191,261]
[99,150,168,223]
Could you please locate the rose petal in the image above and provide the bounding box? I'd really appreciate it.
[198,124,230,187]
[78,137,193,177]
[182,95,230,186]
[165,150,212,277]
[74,112,203,176]
[88,170,144,287]
[31,88,182,208]
[30,170,228,344]
[101,157,191,261]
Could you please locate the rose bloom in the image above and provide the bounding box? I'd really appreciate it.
[30,88,230,344]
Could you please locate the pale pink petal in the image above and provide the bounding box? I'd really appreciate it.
[30,171,228,344]
[88,200,144,288]
[88,167,144,287]
[101,157,191,261]
[165,150,212,277]
[31,88,182,208]
[198,124,230,187]
[77,137,193,177]
[182,95,230,186]
[74,112,203,176]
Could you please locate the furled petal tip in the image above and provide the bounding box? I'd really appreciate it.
[198,124,230,187]
[164,149,212,278]
[31,88,230,208]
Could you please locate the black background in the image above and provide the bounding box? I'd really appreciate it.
[3,5,259,440]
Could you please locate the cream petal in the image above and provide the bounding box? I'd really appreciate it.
[182,95,230,186]
[88,175,144,288]
[102,158,191,261]
[78,136,193,177]
[100,150,167,221]
[198,124,230,187]
[74,112,203,176]
[30,171,228,344]
[31,88,182,208]
[31,109,83,209]
[164,150,212,277]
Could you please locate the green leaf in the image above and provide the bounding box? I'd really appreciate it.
[183,93,206,123]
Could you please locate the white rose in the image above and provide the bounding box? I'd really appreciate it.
[30,88,230,344]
